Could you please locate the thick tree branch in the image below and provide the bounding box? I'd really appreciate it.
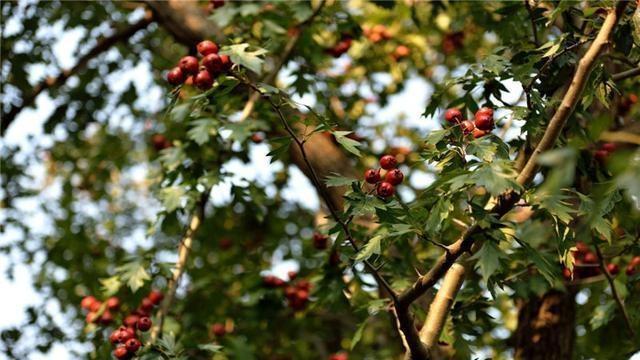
[419,264,465,348]
[149,191,209,343]
[399,3,625,344]
[1,11,153,136]
[593,243,635,337]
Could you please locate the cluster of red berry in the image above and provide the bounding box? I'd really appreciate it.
[263,272,312,311]
[594,142,617,162]
[364,155,404,198]
[562,242,640,280]
[80,295,120,325]
[166,40,232,90]
[362,24,392,43]
[618,93,638,115]
[444,107,494,139]
[80,290,163,359]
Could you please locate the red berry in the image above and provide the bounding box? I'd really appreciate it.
[148,290,164,306]
[197,40,219,56]
[460,120,475,134]
[194,69,214,90]
[394,45,410,59]
[562,267,572,280]
[137,317,152,332]
[379,155,397,170]
[600,142,616,153]
[140,297,154,312]
[220,54,232,71]
[474,113,494,130]
[113,345,129,360]
[110,329,122,344]
[472,128,488,139]
[211,0,225,9]
[125,338,141,353]
[475,107,494,119]
[329,353,349,360]
[313,233,328,250]
[106,297,120,310]
[178,56,199,75]
[296,289,309,302]
[273,277,285,287]
[384,169,404,185]
[595,149,609,162]
[116,326,135,343]
[80,296,97,310]
[631,256,640,267]
[250,133,264,144]
[167,67,185,86]
[606,263,619,276]
[444,108,463,123]
[626,264,636,276]
[364,168,381,184]
[212,323,226,337]
[584,252,598,264]
[202,53,223,74]
[89,301,102,312]
[99,310,114,325]
[287,271,297,281]
[86,312,98,324]
[123,314,140,328]
[629,94,638,104]
[575,241,589,253]
[376,181,395,198]
[296,279,312,291]
[284,286,297,300]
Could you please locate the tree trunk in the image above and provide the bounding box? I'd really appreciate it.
[514,290,576,360]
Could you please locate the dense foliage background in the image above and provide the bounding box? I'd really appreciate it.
[1,1,640,359]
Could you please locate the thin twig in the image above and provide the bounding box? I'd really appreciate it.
[149,190,210,343]
[611,66,640,82]
[594,243,635,337]
[524,0,540,47]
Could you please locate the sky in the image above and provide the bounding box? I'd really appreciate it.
[2,5,638,360]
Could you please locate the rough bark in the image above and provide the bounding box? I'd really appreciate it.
[514,290,576,360]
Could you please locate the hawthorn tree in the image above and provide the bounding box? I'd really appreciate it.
[2,0,640,359]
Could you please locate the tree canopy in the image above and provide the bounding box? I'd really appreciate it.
[1,1,640,359]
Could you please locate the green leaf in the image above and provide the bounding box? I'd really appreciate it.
[590,302,615,330]
[188,118,218,145]
[350,318,368,350]
[159,186,186,212]
[170,103,191,123]
[325,174,356,187]
[198,343,223,353]
[471,241,505,283]
[333,131,361,157]
[516,239,557,285]
[266,137,292,163]
[354,235,382,262]
[219,43,268,75]
[99,276,122,297]
[160,146,186,172]
[467,139,498,162]
[425,129,449,146]
[470,160,520,196]
[116,260,150,293]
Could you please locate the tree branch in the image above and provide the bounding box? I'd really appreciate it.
[611,66,640,82]
[593,243,635,337]
[418,264,465,348]
[1,11,154,136]
[524,0,540,47]
[398,3,626,346]
[149,190,210,343]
